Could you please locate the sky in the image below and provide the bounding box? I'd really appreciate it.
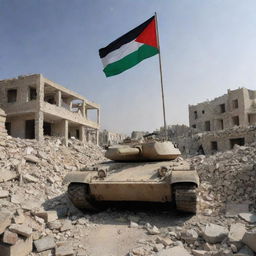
[1,0,256,135]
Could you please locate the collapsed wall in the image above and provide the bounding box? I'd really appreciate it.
[0,108,7,136]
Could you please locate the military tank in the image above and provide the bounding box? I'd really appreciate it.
[64,140,199,213]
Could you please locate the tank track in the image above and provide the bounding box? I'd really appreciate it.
[174,185,197,213]
[67,183,98,211]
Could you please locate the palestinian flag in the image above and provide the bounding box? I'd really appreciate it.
[99,16,159,77]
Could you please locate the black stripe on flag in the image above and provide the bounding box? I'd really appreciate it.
[99,16,154,58]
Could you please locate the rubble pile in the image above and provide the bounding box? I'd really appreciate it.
[0,135,105,255]
[125,211,256,256]
[190,143,256,215]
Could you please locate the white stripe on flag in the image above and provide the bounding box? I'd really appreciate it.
[101,40,143,68]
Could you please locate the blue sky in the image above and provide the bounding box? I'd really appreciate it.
[1,0,256,134]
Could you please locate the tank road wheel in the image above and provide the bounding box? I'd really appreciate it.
[174,184,197,213]
[67,183,99,211]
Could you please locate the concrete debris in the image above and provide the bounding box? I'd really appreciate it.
[9,224,32,238]
[147,225,160,235]
[1,131,256,255]
[242,231,256,252]
[157,246,192,256]
[228,223,246,249]
[0,136,105,255]
[238,213,256,223]
[0,210,12,234]
[202,224,228,244]
[2,230,18,245]
[0,236,33,256]
[34,236,56,252]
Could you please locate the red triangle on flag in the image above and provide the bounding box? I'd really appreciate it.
[135,18,158,48]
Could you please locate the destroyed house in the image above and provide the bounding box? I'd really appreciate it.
[189,87,256,132]
[0,74,100,144]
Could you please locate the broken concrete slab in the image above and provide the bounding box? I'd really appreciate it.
[202,223,228,244]
[55,245,74,256]
[0,236,32,256]
[34,236,55,252]
[238,213,256,223]
[9,224,32,238]
[242,231,256,252]
[228,223,246,249]
[0,170,18,183]
[180,229,198,244]
[3,230,18,245]
[35,210,58,223]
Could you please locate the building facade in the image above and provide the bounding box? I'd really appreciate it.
[99,129,126,146]
[0,108,7,137]
[0,74,100,144]
[189,88,256,132]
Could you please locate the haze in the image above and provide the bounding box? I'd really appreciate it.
[1,0,256,134]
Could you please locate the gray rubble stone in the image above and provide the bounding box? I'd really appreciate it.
[180,229,198,244]
[235,245,254,256]
[55,245,74,256]
[238,213,256,224]
[202,223,228,244]
[34,236,55,252]
[242,231,256,252]
[228,223,246,250]
[156,236,173,246]
[147,225,160,235]
[157,246,192,256]
[35,210,58,223]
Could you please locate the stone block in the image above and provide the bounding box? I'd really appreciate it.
[56,245,74,256]
[9,224,32,238]
[34,236,55,252]
[202,224,228,244]
[0,170,18,183]
[228,223,246,250]
[242,231,256,252]
[35,210,58,223]
[238,213,256,224]
[0,236,32,256]
[3,230,18,245]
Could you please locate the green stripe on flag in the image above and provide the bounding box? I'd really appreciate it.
[103,44,159,77]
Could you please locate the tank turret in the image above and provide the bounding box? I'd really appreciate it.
[105,141,181,162]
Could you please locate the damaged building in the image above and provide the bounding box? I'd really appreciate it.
[99,129,127,146]
[181,87,256,155]
[0,74,100,145]
[189,87,256,132]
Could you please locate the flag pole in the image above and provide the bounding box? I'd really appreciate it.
[155,12,168,140]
